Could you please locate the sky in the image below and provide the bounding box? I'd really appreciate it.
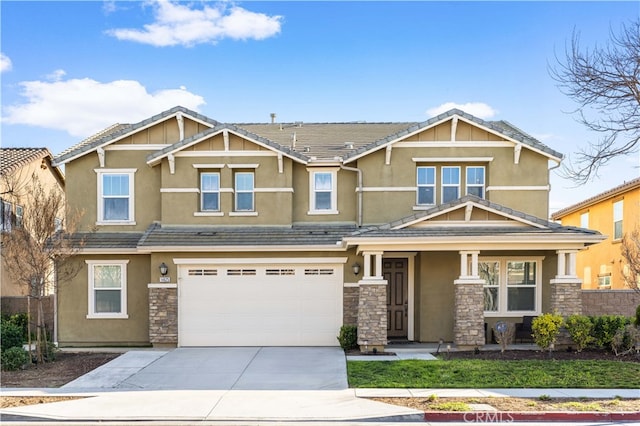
[1,0,639,214]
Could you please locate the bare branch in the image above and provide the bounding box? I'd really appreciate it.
[551,20,640,184]
[620,228,640,293]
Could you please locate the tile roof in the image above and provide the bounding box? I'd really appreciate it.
[551,176,640,219]
[54,106,563,166]
[53,106,218,166]
[69,232,145,249]
[351,195,600,238]
[0,148,54,175]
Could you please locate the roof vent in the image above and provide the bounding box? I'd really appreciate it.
[303,146,311,153]
[344,142,355,149]
[270,113,276,124]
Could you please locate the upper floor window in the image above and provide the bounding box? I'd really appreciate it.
[1,200,12,232]
[86,260,129,319]
[96,169,136,225]
[308,169,338,214]
[613,200,623,240]
[416,166,435,205]
[235,172,254,211]
[478,258,541,316]
[466,166,485,198]
[15,205,23,229]
[580,211,589,229]
[200,172,220,211]
[442,166,460,203]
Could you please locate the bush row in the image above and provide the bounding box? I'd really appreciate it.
[532,312,639,354]
[1,314,29,371]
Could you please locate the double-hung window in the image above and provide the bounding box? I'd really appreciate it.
[580,211,589,229]
[479,258,541,315]
[96,169,136,224]
[308,169,338,214]
[86,260,128,319]
[1,200,12,231]
[15,205,23,229]
[466,166,485,198]
[235,172,254,211]
[613,200,623,240]
[416,167,435,205]
[442,166,460,203]
[200,173,220,211]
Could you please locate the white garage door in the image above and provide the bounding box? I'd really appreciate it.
[178,259,344,346]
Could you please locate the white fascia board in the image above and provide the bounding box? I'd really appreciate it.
[393,201,549,230]
[145,245,347,253]
[455,115,562,163]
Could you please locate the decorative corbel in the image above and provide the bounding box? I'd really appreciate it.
[514,144,522,164]
[385,145,392,165]
[168,153,175,175]
[176,112,184,141]
[450,116,458,142]
[465,203,473,222]
[96,146,105,168]
[223,129,230,151]
[277,153,283,174]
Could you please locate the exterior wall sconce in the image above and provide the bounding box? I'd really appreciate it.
[352,262,361,276]
[159,262,169,276]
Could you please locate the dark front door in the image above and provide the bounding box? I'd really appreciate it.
[383,258,408,338]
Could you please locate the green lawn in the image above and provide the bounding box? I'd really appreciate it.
[347,359,640,388]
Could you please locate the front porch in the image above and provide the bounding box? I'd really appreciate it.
[349,249,585,352]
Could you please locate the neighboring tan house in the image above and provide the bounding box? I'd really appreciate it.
[52,107,604,350]
[551,177,640,290]
[0,148,66,298]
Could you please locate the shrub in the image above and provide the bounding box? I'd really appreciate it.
[611,324,640,356]
[492,321,515,353]
[1,319,24,352]
[532,313,563,351]
[591,315,631,350]
[1,347,29,371]
[635,304,640,327]
[564,315,594,352]
[337,325,358,351]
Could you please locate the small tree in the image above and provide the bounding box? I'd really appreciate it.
[550,20,640,184]
[1,172,85,363]
[620,229,640,293]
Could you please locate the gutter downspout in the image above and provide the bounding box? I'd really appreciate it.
[340,164,363,227]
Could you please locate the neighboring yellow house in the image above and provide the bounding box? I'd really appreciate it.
[0,148,66,297]
[552,177,640,290]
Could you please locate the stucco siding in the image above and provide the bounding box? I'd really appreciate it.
[417,252,457,342]
[58,254,151,346]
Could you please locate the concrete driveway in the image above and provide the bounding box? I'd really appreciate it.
[63,347,348,391]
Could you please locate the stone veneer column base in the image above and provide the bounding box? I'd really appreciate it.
[453,278,485,348]
[148,283,178,347]
[550,278,583,316]
[356,278,387,352]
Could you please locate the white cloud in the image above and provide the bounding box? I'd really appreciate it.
[46,69,67,82]
[3,74,206,137]
[427,102,498,119]
[106,0,282,47]
[1,53,12,72]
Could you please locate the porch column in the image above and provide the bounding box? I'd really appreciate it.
[550,250,582,316]
[148,283,178,347]
[453,251,485,349]
[357,251,387,352]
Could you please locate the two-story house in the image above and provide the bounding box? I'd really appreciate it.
[552,177,640,290]
[52,107,604,350]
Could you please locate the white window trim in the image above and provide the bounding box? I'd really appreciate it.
[416,166,436,206]
[234,171,255,212]
[613,199,623,240]
[441,166,461,203]
[95,169,137,226]
[580,211,589,229]
[308,168,339,214]
[465,166,485,198]
[86,260,129,319]
[479,256,543,317]
[200,172,221,212]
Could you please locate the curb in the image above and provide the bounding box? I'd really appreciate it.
[424,410,640,422]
